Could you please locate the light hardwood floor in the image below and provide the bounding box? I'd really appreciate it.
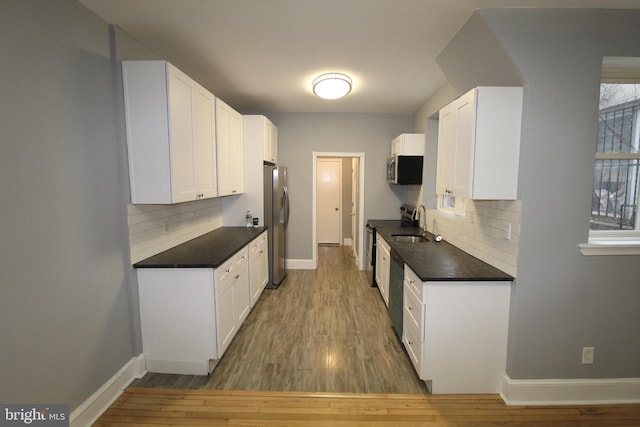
[131,245,427,394]
[96,387,640,426]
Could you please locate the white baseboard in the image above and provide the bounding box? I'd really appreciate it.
[286,258,316,270]
[70,354,146,427]
[500,374,640,405]
[343,238,353,246]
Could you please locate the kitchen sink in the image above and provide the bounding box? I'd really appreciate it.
[392,234,429,243]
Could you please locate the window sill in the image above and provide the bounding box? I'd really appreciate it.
[579,237,640,256]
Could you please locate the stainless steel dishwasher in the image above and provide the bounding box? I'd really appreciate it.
[388,247,404,340]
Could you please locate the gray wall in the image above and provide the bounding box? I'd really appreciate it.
[437,9,640,380]
[0,0,136,408]
[266,113,413,260]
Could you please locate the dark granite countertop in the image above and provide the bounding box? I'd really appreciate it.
[134,226,267,269]
[368,220,513,282]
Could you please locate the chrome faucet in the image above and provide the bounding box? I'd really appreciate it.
[418,204,427,235]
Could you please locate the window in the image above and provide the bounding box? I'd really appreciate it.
[590,83,640,231]
[581,57,640,255]
[439,194,465,216]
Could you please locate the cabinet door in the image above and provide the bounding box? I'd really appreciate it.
[375,237,383,286]
[380,243,390,307]
[215,266,236,356]
[249,233,269,307]
[234,265,250,325]
[391,135,400,157]
[192,82,217,199]
[167,65,198,202]
[216,99,243,196]
[376,237,390,307]
[268,121,278,164]
[216,99,232,196]
[229,109,244,193]
[435,105,456,195]
[452,90,475,199]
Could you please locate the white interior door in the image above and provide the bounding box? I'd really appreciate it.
[317,159,341,244]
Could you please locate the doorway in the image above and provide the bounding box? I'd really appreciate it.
[312,152,366,270]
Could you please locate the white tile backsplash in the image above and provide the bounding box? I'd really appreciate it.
[407,186,521,277]
[424,199,521,277]
[128,198,223,263]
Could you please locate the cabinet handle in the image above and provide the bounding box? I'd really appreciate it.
[234,274,240,280]
[226,268,231,274]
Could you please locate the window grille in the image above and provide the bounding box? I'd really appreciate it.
[590,99,640,230]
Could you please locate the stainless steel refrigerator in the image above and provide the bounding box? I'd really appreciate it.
[264,165,289,288]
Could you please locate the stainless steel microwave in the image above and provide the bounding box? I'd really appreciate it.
[387,155,423,184]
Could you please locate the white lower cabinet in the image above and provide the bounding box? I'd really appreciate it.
[136,240,263,375]
[375,236,391,307]
[249,231,269,307]
[402,265,511,394]
[214,247,250,356]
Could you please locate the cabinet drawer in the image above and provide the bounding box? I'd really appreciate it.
[216,247,249,283]
[403,282,423,338]
[404,265,422,300]
[403,318,422,373]
[250,232,268,259]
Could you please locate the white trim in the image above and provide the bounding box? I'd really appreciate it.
[500,374,640,406]
[70,354,146,427]
[579,242,640,255]
[579,232,640,255]
[286,258,316,270]
[343,237,353,246]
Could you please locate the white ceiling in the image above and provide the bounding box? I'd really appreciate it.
[80,0,640,114]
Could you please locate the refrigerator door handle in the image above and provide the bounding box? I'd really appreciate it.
[283,186,290,227]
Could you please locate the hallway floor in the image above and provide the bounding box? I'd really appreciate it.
[131,245,427,394]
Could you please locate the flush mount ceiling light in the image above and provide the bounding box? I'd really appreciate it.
[312,73,352,99]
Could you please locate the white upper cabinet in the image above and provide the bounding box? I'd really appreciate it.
[436,86,523,200]
[267,120,278,164]
[122,60,217,204]
[391,133,424,156]
[244,115,278,164]
[216,98,244,196]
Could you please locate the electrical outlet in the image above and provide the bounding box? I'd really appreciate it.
[503,223,512,241]
[582,347,595,364]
